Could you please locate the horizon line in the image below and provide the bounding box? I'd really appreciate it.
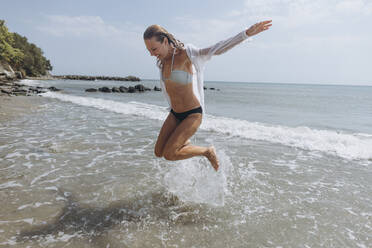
[140,78,372,87]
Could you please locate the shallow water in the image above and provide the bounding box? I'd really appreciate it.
[0,80,371,247]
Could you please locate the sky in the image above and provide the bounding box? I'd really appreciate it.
[2,0,372,85]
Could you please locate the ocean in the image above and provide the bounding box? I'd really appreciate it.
[0,78,371,247]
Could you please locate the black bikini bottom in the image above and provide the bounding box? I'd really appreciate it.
[170,106,203,122]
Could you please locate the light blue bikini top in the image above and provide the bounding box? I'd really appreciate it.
[162,49,192,84]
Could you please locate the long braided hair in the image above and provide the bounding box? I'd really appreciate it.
[143,25,184,68]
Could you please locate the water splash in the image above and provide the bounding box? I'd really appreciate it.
[162,149,233,207]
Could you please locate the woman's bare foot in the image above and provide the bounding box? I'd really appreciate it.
[205,146,219,171]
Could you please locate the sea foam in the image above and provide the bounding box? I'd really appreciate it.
[41,92,372,160]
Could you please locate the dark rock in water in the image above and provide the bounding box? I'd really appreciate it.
[154,86,161,91]
[128,86,136,93]
[209,87,215,90]
[13,91,27,96]
[48,86,61,91]
[85,88,97,92]
[145,87,151,91]
[134,84,145,92]
[119,86,128,93]
[112,87,120,93]
[28,86,37,92]
[28,86,46,94]
[15,71,23,79]
[203,86,207,90]
[13,89,27,93]
[99,87,111,93]
[0,88,12,95]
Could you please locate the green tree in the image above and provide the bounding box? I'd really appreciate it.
[1,20,52,76]
[0,20,24,68]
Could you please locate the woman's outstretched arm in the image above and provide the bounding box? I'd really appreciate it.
[197,20,272,60]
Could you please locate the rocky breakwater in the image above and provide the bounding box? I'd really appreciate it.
[0,80,61,97]
[54,75,141,82]
[85,84,221,93]
[85,84,162,93]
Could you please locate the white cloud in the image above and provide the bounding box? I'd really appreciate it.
[37,15,118,37]
[336,0,372,15]
[37,15,144,44]
[230,0,372,26]
[36,15,147,54]
[172,17,240,46]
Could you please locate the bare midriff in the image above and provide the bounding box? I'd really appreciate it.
[165,80,200,113]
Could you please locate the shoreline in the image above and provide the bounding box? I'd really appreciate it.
[0,78,50,124]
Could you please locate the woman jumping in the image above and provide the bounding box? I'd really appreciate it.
[144,21,272,171]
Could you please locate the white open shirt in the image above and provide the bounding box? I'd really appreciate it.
[158,29,252,114]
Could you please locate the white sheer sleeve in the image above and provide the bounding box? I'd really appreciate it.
[182,30,252,113]
[196,30,252,62]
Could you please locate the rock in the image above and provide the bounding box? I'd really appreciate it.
[15,71,23,79]
[1,82,13,87]
[145,87,151,91]
[28,86,37,92]
[154,86,161,91]
[209,87,215,90]
[112,87,120,93]
[0,75,7,82]
[85,88,97,92]
[119,86,128,93]
[13,89,27,93]
[14,83,25,87]
[0,62,16,79]
[13,91,27,96]
[134,84,145,92]
[203,86,207,90]
[128,86,136,93]
[0,88,12,95]
[124,76,141,81]
[48,86,61,91]
[28,86,46,94]
[98,87,111,93]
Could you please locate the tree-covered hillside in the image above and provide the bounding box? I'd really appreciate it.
[0,20,52,77]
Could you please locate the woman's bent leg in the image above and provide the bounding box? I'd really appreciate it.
[154,113,179,157]
[163,113,219,170]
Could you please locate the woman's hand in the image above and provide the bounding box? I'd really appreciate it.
[246,20,272,37]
